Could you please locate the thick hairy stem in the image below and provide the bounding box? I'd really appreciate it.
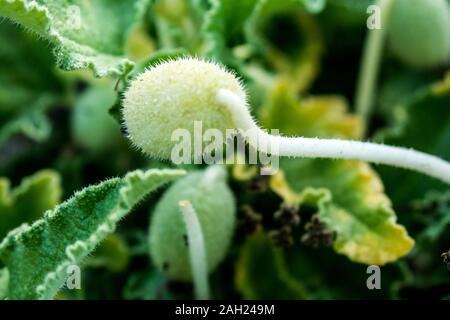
[355,0,396,135]
[216,89,450,185]
[179,200,210,300]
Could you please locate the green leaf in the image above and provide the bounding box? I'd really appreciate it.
[271,164,414,265]
[412,191,450,243]
[261,81,414,265]
[260,80,362,139]
[0,103,52,146]
[0,22,60,146]
[0,22,58,113]
[0,170,61,240]
[376,74,450,203]
[377,70,435,119]
[0,268,8,299]
[202,0,259,61]
[202,0,323,91]
[0,0,151,77]
[151,0,205,52]
[244,0,323,92]
[301,0,327,13]
[321,0,374,27]
[0,168,185,299]
[235,231,308,299]
[84,234,130,273]
[123,268,171,300]
[280,243,404,299]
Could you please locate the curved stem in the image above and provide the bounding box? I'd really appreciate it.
[179,200,210,300]
[355,0,396,135]
[216,89,450,185]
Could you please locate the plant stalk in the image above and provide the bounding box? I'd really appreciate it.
[179,200,210,300]
[217,89,450,185]
[355,0,396,136]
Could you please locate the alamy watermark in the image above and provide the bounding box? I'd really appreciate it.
[66,5,81,30]
[66,264,81,290]
[170,121,279,175]
[367,5,382,30]
[366,265,381,290]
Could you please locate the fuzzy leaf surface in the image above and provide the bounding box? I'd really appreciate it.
[0,168,184,299]
[0,0,151,77]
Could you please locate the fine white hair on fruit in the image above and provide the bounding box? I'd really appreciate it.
[123,56,247,160]
[123,57,450,185]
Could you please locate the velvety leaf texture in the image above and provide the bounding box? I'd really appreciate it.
[0,169,61,240]
[0,0,151,77]
[0,168,185,299]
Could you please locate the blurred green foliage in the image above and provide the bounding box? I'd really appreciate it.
[0,0,449,300]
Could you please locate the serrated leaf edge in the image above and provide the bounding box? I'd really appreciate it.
[0,168,185,299]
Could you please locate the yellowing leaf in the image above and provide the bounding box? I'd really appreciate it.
[270,168,414,265]
[260,80,362,139]
[245,0,323,92]
[261,81,413,265]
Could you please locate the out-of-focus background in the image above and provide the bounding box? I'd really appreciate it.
[0,0,449,300]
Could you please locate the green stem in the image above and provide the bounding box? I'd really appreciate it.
[355,0,396,136]
[179,200,210,300]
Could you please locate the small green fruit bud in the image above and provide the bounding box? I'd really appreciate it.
[122,57,247,160]
[149,166,236,281]
[72,86,121,151]
[388,0,450,68]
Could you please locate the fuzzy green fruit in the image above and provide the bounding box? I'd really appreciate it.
[122,57,246,160]
[72,86,121,151]
[149,166,236,281]
[388,0,450,68]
